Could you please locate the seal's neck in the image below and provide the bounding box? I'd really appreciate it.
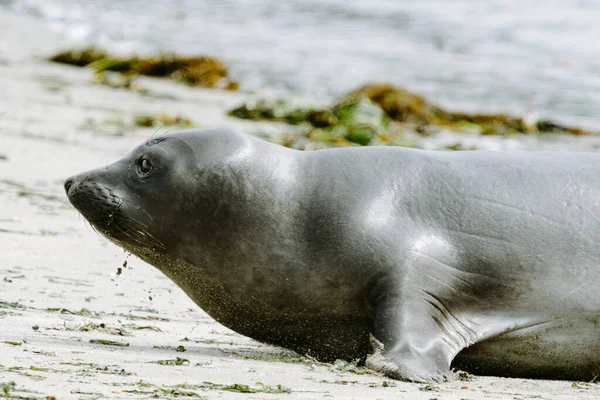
[176,141,307,275]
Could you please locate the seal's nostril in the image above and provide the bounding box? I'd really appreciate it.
[64,177,75,194]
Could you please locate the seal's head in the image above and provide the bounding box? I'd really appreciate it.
[65,129,259,257]
[64,135,199,252]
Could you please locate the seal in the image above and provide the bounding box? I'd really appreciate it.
[64,128,600,382]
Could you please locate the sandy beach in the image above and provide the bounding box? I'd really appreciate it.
[2,10,600,400]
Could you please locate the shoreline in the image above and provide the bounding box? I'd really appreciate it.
[2,9,600,400]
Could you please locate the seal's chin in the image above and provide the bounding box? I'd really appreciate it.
[65,177,163,250]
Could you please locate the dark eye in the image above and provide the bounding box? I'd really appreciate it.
[139,158,152,175]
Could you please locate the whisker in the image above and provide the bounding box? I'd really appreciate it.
[117,216,165,249]
[127,223,165,249]
[114,225,156,248]
[118,197,154,222]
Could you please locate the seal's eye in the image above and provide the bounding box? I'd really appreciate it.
[139,158,152,175]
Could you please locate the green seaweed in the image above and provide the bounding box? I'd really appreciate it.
[131,307,159,314]
[223,349,316,365]
[155,357,190,366]
[230,97,392,146]
[66,321,130,336]
[132,325,162,332]
[49,48,238,90]
[49,48,107,67]
[29,366,54,373]
[228,83,594,149]
[443,143,478,151]
[133,114,194,128]
[201,381,291,394]
[229,99,313,125]
[124,380,291,395]
[45,307,103,317]
[1,381,15,395]
[346,84,592,136]
[0,301,26,310]
[89,339,129,347]
[124,314,170,322]
[328,359,370,375]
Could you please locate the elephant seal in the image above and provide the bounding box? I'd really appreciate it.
[64,128,600,382]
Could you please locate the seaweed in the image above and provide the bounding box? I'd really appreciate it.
[66,321,130,336]
[133,114,193,128]
[123,380,291,397]
[49,48,238,90]
[344,84,592,136]
[228,99,313,125]
[228,83,594,148]
[89,339,129,347]
[49,48,107,67]
[340,84,438,124]
[132,325,162,332]
[229,97,391,146]
[155,357,189,366]
[223,349,316,365]
[3,341,23,346]
[200,381,291,394]
[1,381,15,395]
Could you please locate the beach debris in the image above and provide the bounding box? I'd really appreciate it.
[49,48,106,67]
[228,84,593,148]
[229,97,391,146]
[3,341,23,346]
[155,357,190,366]
[229,99,318,125]
[443,143,479,151]
[1,381,16,395]
[66,321,131,336]
[49,48,238,90]
[132,325,162,332]
[343,84,591,136]
[133,113,193,128]
[89,339,130,347]
[200,381,291,394]
[123,381,291,396]
[342,84,439,124]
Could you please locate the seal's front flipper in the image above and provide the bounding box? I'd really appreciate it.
[366,334,451,383]
[366,284,461,382]
[366,239,492,382]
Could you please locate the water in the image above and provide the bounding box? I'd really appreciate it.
[3,0,600,128]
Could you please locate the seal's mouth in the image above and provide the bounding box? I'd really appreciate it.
[65,175,164,250]
[67,178,122,229]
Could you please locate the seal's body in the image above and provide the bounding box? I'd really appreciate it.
[65,129,600,382]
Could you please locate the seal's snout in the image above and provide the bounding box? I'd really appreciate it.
[64,176,75,195]
[65,175,124,230]
[64,174,91,198]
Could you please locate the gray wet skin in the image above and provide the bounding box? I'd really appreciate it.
[65,129,600,382]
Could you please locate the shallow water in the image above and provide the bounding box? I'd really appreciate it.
[3,0,600,129]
